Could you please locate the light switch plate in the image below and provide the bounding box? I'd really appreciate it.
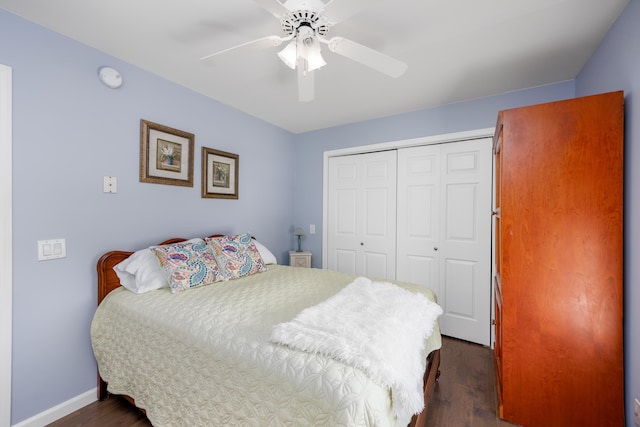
[37,239,66,261]
[103,176,117,193]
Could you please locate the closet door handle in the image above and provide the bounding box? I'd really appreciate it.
[434,247,438,251]
[360,242,364,246]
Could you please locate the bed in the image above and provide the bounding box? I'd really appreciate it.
[91,234,442,427]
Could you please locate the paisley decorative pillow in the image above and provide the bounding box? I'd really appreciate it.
[205,233,266,279]
[153,239,225,293]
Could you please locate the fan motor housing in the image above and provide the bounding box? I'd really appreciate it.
[281,10,329,37]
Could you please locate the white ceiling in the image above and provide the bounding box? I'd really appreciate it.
[0,0,629,133]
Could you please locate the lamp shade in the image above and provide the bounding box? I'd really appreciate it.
[294,227,305,236]
[305,47,326,72]
[277,40,297,69]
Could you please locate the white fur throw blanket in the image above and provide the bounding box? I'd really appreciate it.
[270,277,443,422]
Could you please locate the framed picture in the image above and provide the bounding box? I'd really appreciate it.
[140,119,194,187]
[202,147,239,199]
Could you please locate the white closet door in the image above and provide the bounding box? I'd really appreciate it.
[327,151,397,279]
[397,138,492,345]
[396,144,440,288]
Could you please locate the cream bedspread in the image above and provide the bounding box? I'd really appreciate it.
[91,265,442,427]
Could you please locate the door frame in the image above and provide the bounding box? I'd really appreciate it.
[0,64,13,426]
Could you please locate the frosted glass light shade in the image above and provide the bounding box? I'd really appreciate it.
[278,41,297,69]
[305,50,326,72]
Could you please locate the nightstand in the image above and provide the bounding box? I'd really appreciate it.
[289,251,312,268]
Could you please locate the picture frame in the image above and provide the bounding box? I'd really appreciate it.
[201,147,239,199]
[140,119,194,187]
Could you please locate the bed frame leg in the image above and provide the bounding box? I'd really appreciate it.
[409,349,441,427]
[98,375,109,400]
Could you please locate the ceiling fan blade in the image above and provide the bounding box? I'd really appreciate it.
[322,0,374,23]
[326,37,407,78]
[200,36,287,64]
[253,0,289,18]
[297,63,315,102]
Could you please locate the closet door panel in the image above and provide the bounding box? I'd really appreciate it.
[335,189,357,235]
[327,151,397,278]
[360,153,396,279]
[407,186,434,237]
[438,139,492,345]
[444,259,476,317]
[397,145,440,289]
[335,249,357,275]
[328,157,360,275]
[405,256,435,291]
[445,183,477,241]
[364,188,389,236]
[397,139,492,345]
[363,251,390,279]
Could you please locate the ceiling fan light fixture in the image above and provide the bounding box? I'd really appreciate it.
[305,48,326,72]
[296,28,325,72]
[200,0,408,103]
[277,40,297,69]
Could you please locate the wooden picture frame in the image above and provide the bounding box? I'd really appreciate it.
[140,119,194,187]
[201,147,239,199]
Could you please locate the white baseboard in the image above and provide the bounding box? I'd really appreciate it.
[12,388,97,427]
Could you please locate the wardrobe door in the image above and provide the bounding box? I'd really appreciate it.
[397,139,493,345]
[327,151,397,279]
[497,91,624,427]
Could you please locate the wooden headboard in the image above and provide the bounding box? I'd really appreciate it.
[96,234,238,305]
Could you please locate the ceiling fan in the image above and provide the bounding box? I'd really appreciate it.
[200,0,408,102]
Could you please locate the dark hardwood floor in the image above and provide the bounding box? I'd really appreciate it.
[425,337,518,427]
[48,337,517,427]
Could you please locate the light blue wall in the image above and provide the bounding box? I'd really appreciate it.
[292,81,575,268]
[1,10,295,425]
[576,0,640,424]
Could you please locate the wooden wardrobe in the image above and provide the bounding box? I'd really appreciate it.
[493,91,624,427]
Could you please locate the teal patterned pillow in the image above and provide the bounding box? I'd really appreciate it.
[153,239,225,293]
[205,233,266,280]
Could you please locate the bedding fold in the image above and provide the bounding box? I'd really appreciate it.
[270,276,443,422]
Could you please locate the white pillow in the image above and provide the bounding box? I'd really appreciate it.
[113,238,201,293]
[253,240,278,265]
[112,268,137,291]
